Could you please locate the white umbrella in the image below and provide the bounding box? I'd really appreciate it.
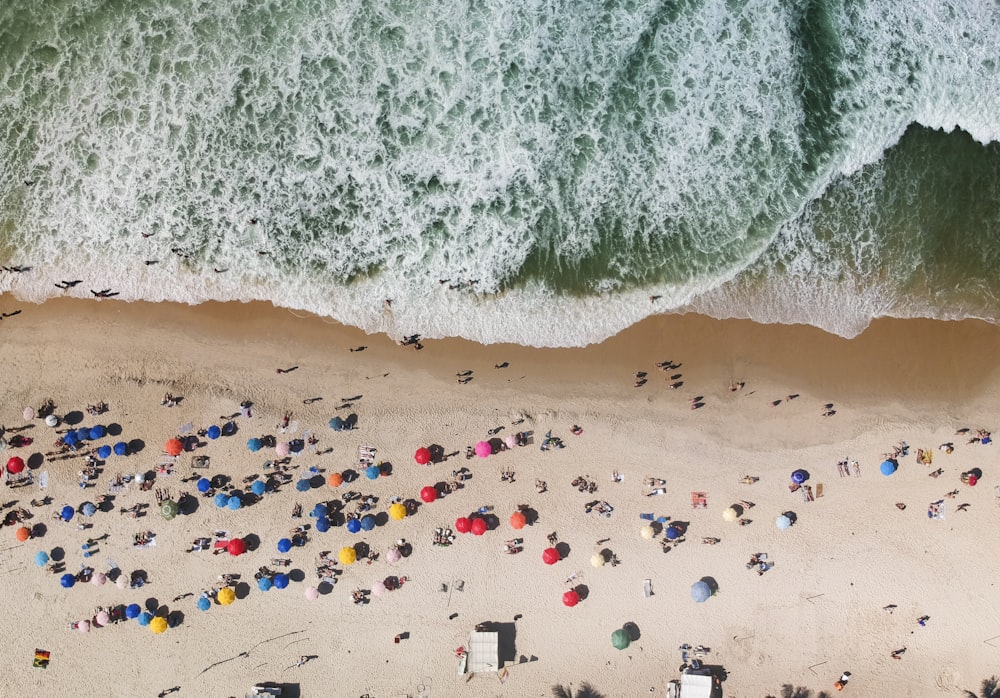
[590,553,606,568]
[45,415,59,427]
[640,525,655,540]
[115,575,128,590]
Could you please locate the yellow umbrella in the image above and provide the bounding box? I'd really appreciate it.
[339,546,357,565]
[388,503,406,521]
[640,524,655,540]
[590,553,606,568]
[722,507,738,522]
[217,587,236,606]
[150,616,168,634]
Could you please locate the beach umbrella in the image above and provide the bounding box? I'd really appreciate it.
[257,577,273,592]
[217,587,236,606]
[125,604,141,619]
[113,441,128,456]
[95,610,110,627]
[455,517,472,534]
[247,438,262,452]
[79,502,96,517]
[389,503,406,521]
[880,460,897,476]
[275,442,290,457]
[504,434,517,450]
[542,547,561,565]
[305,586,320,601]
[63,431,79,446]
[470,518,487,536]
[295,479,311,492]
[612,628,631,649]
[691,581,711,603]
[91,572,106,586]
[115,575,128,590]
[475,441,492,458]
[45,414,60,427]
[227,538,246,556]
[640,524,655,540]
[329,417,344,431]
[722,507,739,522]
[273,573,289,589]
[34,551,49,567]
[160,500,179,520]
[969,474,979,486]
[135,472,146,485]
[371,581,387,597]
[277,538,292,553]
[775,515,792,530]
[791,469,808,484]
[311,503,329,519]
[197,477,211,493]
[97,445,112,459]
[76,428,91,442]
[23,407,34,421]
[386,547,402,564]
[77,619,91,633]
[665,525,681,540]
[226,495,242,511]
[164,438,183,456]
[414,447,431,465]
[250,480,266,496]
[316,517,331,533]
[327,472,343,488]
[6,456,25,474]
[562,590,580,607]
[339,547,357,565]
[420,486,437,503]
[365,465,380,480]
[346,518,362,534]
[360,515,376,531]
[214,493,229,508]
[150,616,168,634]
[137,612,152,627]
[590,553,606,568]
[89,425,106,440]
[60,505,74,522]
[15,526,30,542]
[509,512,526,530]
[197,597,211,611]
[206,425,221,440]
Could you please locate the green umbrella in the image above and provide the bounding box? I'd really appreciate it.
[160,500,180,520]
[611,628,630,650]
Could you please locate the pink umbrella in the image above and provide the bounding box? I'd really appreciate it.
[90,572,107,586]
[77,619,91,633]
[22,407,34,421]
[275,442,290,457]
[304,586,319,601]
[386,548,402,564]
[504,434,517,449]
[371,581,387,597]
[475,441,491,458]
[94,611,110,626]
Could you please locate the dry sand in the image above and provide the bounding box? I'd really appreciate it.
[1,295,998,698]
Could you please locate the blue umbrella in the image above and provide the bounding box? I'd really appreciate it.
[346,518,362,534]
[360,515,376,531]
[273,573,289,589]
[315,517,331,533]
[113,441,128,456]
[34,551,49,567]
[250,480,266,496]
[311,503,328,519]
[691,580,711,603]
[257,577,273,592]
[63,431,79,446]
[776,514,792,530]
[81,502,97,517]
[277,538,292,553]
[365,465,380,480]
[295,479,311,492]
[665,525,680,540]
[227,495,242,511]
[60,505,74,522]
[75,427,91,442]
[247,438,262,452]
[89,425,106,440]
[197,596,211,611]
[137,612,153,627]
[97,445,112,459]
[60,573,76,588]
[329,417,344,431]
[880,460,897,476]
[791,469,808,484]
[197,478,211,493]
[214,493,229,508]
[125,603,141,619]
[207,425,221,440]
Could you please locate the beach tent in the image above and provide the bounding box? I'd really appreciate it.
[389,503,406,521]
[880,460,897,476]
[463,630,500,674]
[97,445,112,459]
[509,512,526,530]
[414,447,431,465]
[612,628,630,650]
[247,438,262,452]
[206,425,221,440]
[251,480,266,496]
[420,486,437,503]
[475,441,492,458]
[691,581,711,603]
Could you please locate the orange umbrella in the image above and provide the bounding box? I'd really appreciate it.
[15,526,30,542]
[509,512,526,530]
[164,438,183,457]
[328,472,343,488]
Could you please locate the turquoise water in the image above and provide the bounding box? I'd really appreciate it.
[1,0,999,345]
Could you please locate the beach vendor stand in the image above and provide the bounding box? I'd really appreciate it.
[457,629,499,676]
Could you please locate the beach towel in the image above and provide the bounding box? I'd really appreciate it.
[38,471,48,489]
[33,649,50,668]
[643,579,653,598]
[639,513,654,521]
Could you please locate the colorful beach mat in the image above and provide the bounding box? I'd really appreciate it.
[33,648,50,668]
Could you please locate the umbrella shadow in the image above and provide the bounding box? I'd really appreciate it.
[342,469,359,483]
[289,568,306,583]
[168,610,184,628]
[31,523,47,539]
[344,413,359,429]
[353,541,371,558]
[520,507,539,526]
[574,584,590,601]
[27,452,44,469]
[555,542,571,560]
[307,474,324,489]
[127,438,146,454]
[399,541,414,558]
[479,621,517,666]
[234,582,251,599]
[403,499,420,516]
[144,596,159,613]
[700,576,719,594]
[107,423,123,436]
[783,511,798,525]
[623,621,641,641]
[317,581,335,595]
[374,512,389,527]
[98,496,115,513]
[379,461,393,477]
[180,494,199,516]
[63,411,84,426]
[50,546,65,562]
[481,513,500,531]
[243,534,261,551]
[428,444,446,463]
[222,421,238,436]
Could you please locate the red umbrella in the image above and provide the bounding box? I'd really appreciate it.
[969,474,979,486]
[420,486,437,504]
[562,590,580,607]
[164,438,184,457]
[455,517,472,534]
[15,526,30,542]
[509,512,526,530]
[542,547,561,565]
[414,447,431,465]
[227,538,246,556]
[470,518,487,536]
[6,457,25,474]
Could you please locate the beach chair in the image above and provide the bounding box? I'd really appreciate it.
[690,492,707,508]
[643,579,653,598]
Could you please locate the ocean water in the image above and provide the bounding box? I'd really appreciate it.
[1,0,999,346]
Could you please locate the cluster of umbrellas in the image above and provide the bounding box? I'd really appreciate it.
[454,516,488,536]
[214,493,245,511]
[69,604,169,634]
[61,427,129,457]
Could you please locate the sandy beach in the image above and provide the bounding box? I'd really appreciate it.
[1,295,998,698]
